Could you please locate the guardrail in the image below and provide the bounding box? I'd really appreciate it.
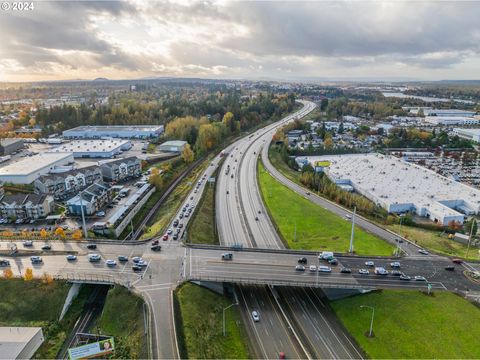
[53,272,128,286]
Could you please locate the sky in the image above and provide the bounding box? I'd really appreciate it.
[1,0,480,82]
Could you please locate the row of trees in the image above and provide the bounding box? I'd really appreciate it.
[382,128,473,149]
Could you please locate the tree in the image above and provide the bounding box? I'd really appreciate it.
[41,272,53,285]
[23,268,33,281]
[55,227,65,238]
[72,229,83,240]
[3,268,13,279]
[149,168,164,191]
[324,135,334,151]
[222,111,237,134]
[40,228,48,238]
[181,143,194,164]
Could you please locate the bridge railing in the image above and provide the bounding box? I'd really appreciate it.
[186,275,375,290]
[53,272,128,286]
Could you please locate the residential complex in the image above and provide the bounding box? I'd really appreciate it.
[62,125,164,139]
[66,182,113,216]
[100,157,142,182]
[0,193,54,220]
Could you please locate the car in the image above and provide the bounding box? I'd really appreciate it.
[132,256,142,263]
[184,212,189,218]
[295,265,306,272]
[0,259,11,266]
[88,254,101,262]
[318,265,332,273]
[118,255,129,262]
[329,258,338,265]
[252,311,260,322]
[151,245,162,251]
[137,260,148,267]
[452,258,463,264]
[306,192,310,195]
[340,267,352,274]
[190,196,194,200]
[222,253,233,260]
[298,257,307,264]
[96,211,106,217]
[309,265,317,272]
[185,203,189,208]
[414,275,427,281]
[30,256,43,264]
[279,352,285,359]
[231,174,234,178]
[400,274,411,281]
[106,259,117,267]
[391,270,403,276]
[345,214,352,220]
[167,229,173,235]
[178,223,183,228]
[86,244,97,250]
[179,213,184,219]
[365,261,375,267]
[132,265,143,272]
[163,234,168,241]
[445,265,455,271]
[374,267,388,275]
[152,239,160,246]
[66,255,77,261]
[418,249,429,255]
[173,234,178,240]
[226,190,229,194]
[41,244,51,251]
[182,207,186,213]
[194,189,197,193]
[255,216,259,221]
[390,262,401,268]
[358,269,369,275]
[173,220,179,227]
[395,238,404,243]
[23,240,33,247]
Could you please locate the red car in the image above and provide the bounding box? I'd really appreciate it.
[452,258,463,264]
[152,239,159,245]
[162,234,168,241]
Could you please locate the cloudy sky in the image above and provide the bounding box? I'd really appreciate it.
[1,0,480,82]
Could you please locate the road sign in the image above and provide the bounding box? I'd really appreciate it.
[68,337,115,360]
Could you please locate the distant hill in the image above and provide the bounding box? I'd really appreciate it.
[93,77,109,81]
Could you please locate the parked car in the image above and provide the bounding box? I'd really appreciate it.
[132,256,142,263]
[167,229,173,235]
[391,270,403,276]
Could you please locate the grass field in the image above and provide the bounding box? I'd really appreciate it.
[331,290,480,359]
[389,224,480,260]
[187,178,217,244]
[98,286,147,359]
[175,283,250,359]
[258,161,394,255]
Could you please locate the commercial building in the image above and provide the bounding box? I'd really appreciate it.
[100,157,142,182]
[0,193,54,220]
[34,165,103,200]
[50,139,132,158]
[452,128,480,143]
[63,125,164,139]
[424,116,479,126]
[66,182,113,216]
[423,109,477,117]
[158,140,187,153]
[0,138,24,155]
[0,327,44,359]
[302,153,480,225]
[0,152,74,184]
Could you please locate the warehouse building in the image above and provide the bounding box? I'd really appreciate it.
[0,327,44,360]
[302,153,480,225]
[159,140,187,153]
[423,109,477,117]
[67,182,112,216]
[452,128,480,143]
[0,152,74,184]
[100,157,142,182]
[50,139,132,158]
[424,116,479,126]
[63,125,164,139]
[0,138,24,155]
[0,193,54,220]
[34,165,103,200]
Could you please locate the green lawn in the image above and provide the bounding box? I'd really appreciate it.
[187,178,217,244]
[389,224,480,260]
[175,283,250,359]
[258,161,394,255]
[331,290,480,359]
[97,286,147,359]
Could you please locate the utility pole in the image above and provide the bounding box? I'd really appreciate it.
[360,305,375,337]
[223,302,238,336]
[349,207,356,253]
[79,191,88,239]
[466,219,475,259]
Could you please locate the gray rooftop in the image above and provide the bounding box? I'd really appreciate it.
[0,152,73,176]
[51,140,130,153]
[65,125,163,132]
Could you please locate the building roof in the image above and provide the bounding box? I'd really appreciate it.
[36,165,100,182]
[0,193,48,206]
[0,152,73,176]
[0,327,43,360]
[64,125,163,132]
[0,138,24,146]
[50,139,130,154]
[424,109,477,116]
[160,140,187,147]
[453,128,480,136]
[100,156,140,167]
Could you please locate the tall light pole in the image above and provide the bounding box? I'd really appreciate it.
[465,219,475,259]
[360,305,375,337]
[223,302,238,336]
[349,207,356,253]
[78,191,88,239]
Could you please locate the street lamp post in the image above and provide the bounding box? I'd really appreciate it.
[78,191,88,239]
[223,302,238,336]
[360,305,375,337]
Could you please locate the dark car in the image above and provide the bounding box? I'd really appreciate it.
[340,267,351,274]
[86,244,97,250]
[452,258,463,264]
[41,244,51,251]
[132,265,143,272]
[173,234,178,240]
[152,239,159,245]
[329,258,338,265]
[391,270,403,276]
[0,259,10,267]
[118,255,129,262]
[298,257,307,264]
[445,265,455,271]
[151,245,162,252]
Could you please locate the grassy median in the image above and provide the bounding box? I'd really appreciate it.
[175,283,250,359]
[258,161,394,255]
[331,290,480,359]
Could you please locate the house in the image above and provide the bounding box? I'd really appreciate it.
[66,182,113,216]
[100,157,142,182]
[0,193,54,220]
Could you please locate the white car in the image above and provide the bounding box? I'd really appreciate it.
[414,275,427,281]
[106,259,117,267]
[358,269,369,275]
[390,262,401,268]
[252,311,260,322]
[418,249,429,255]
[88,254,101,262]
[365,261,375,267]
[309,265,317,272]
[66,255,77,261]
[318,266,332,273]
